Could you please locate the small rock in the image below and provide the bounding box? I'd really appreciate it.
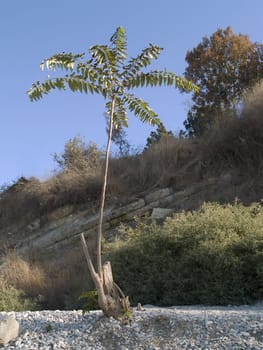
[136,303,146,311]
[240,331,250,337]
[0,314,20,345]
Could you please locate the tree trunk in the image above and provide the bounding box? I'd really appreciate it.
[80,95,132,321]
[96,96,116,277]
[80,233,131,321]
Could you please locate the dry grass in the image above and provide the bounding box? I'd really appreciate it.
[0,136,199,227]
[0,168,103,227]
[109,135,198,193]
[0,252,47,300]
[199,80,263,175]
[1,80,263,228]
[0,250,93,309]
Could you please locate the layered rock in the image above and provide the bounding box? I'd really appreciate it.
[1,176,236,263]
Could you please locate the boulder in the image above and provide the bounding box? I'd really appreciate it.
[151,208,174,219]
[0,314,20,345]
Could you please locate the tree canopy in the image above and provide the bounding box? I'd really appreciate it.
[53,136,102,173]
[183,26,263,136]
[144,122,173,151]
[28,27,197,130]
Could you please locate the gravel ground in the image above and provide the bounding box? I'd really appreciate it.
[1,304,263,349]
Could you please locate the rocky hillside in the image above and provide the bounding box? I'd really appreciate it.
[2,80,263,265]
[1,169,262,266]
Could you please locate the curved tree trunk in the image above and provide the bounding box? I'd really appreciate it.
[80,234,131,321]
[80,95,131,321]
[96,96,116,278]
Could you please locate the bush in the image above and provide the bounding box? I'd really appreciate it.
[0,279,40,311]
[53,136,103,173]
[105,202,263,306]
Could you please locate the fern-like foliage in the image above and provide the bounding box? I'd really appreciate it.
[110,26,127,65]
[122,94,159,125]
[28,26,198,128]
[123,45,163,80]
[40,52,85,71]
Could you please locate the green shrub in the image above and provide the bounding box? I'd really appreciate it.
[53,136,103,173]
[105,202,263,306]
[78,290,99,314]
[0,280,40,311]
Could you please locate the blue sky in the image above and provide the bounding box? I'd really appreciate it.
[1,0,262,186]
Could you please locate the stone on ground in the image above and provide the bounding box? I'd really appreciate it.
[0,314,20,345]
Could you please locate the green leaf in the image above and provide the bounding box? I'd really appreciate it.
[125,71,198,93]
[110,26,127,64]
[112,97,128,127]
[40,52,84,71]
[89,45,114,67]
[27,26,198,131]
[123,44,163,82]
[123,93,160,126]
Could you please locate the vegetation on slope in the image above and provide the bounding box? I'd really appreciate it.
[2,81,263,227]
[106,202,263,306]
[1,27,263,311]
[0,201,262,310]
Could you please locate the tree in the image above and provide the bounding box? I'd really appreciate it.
[111,126,130,157]
[27,27,197,320]
[144,122,173,151]
[104,114,131,157]
[183,26,263,136]
[53,136,102,173]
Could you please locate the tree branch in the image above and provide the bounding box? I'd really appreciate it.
[80,233,99,285]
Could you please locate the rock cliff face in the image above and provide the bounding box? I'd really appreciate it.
[0,175,231,263]
[1,171,257,264]
[10,187,179,261]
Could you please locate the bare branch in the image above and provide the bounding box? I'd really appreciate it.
[80,233,100,285]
